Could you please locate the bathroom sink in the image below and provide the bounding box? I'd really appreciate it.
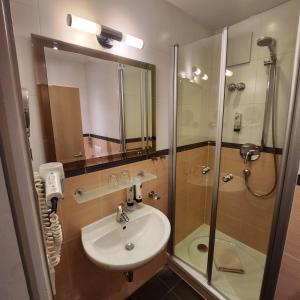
[81,204,171,271]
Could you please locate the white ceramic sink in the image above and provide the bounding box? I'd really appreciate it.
[81,204,171,271]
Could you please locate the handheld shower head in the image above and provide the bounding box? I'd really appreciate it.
[257,36,276,61]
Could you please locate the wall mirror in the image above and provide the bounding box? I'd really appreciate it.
[32,35,156,173]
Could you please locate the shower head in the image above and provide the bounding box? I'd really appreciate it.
[257,36,276,60]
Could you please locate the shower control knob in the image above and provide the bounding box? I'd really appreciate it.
[243,168,251,177]
[201,165,210,175]
[148,191,160,200]
[223,173,234,182]
[236,82,246,91]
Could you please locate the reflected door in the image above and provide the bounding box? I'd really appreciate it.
[49,85,85,162]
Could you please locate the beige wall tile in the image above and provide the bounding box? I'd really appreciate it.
[276,186,300,298]
[174,147,209,244]
[275,253,300,299]
[284,187,300,259]
[54,156,169,299]
[213,147,276,252]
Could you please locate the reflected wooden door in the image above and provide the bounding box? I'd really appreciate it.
[48,85,85,162]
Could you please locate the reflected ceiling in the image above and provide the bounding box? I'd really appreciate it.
[166,0,291,30]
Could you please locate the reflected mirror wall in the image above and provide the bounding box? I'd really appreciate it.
[32,35,155,171]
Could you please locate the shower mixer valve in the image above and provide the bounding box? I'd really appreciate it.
[227,82,246,92]
[240,143,260,163]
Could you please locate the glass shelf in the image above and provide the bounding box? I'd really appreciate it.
[74,173,157,204]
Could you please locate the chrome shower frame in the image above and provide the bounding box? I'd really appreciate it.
[169,16,300,300]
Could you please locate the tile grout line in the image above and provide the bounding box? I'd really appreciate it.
[161,289,181,300]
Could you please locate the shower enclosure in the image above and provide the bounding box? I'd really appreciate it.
[170,9,300,300]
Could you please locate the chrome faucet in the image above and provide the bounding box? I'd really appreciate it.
[116,203,129,223]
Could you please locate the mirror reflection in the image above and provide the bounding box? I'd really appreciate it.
[41,46,155,165]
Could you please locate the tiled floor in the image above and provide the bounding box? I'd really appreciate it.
[127,266,204,300]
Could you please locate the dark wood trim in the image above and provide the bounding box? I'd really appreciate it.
[83,133,120,144]
[65,139,283,178]
[83,133,157,144]
[176,140,283,154]
[31,34,156,70]
[64,148,168,178]
[297,174,300,186]
[176,141,208,152]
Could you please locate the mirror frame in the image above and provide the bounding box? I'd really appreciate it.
[31,34,156,173]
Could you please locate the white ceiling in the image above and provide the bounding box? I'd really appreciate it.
[166,0,291,30]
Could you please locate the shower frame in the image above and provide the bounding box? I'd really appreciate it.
[169,21,300,300]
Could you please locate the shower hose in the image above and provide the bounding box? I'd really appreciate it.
[34,172,62,267]
[244,62,278,198]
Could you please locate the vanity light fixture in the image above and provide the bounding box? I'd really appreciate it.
[66,14,144,49]
[202,74,208,80]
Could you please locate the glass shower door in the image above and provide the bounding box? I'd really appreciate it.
[211,13,299,300]
[173,33,222,276]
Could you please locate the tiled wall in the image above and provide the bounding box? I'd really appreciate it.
[83,137,120,159]
[177,0,300,151]
[175,145,278,253]
[222,0,300,148]
[175,147,209,244]
[177,34,221,147]
[275,185,300,299]
[55,156,169,300]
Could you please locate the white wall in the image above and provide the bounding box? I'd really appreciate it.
[0,159,30,300]
[123,65,143,139]
[85,58,120,139]
[177,0,300,149]
[222,0,300,148]
[10,0,210,170]
[177,33,221,146]
[45,49,91,133]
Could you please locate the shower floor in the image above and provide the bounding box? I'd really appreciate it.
[174,224,266,300]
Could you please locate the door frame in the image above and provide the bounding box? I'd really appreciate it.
[0,1,52,299]
[260,15,300,299]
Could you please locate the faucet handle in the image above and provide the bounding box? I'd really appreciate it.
[148,191,160,200]
[201,165,210,175]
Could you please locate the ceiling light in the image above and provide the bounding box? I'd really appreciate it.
[192,66,201,76]
[226,69,233,77]
[67,14,144,50]
[202,74,208,80]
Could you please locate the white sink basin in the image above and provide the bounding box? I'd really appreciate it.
[81,204,171,271]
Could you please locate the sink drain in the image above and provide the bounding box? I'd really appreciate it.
[125,242,135,251]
